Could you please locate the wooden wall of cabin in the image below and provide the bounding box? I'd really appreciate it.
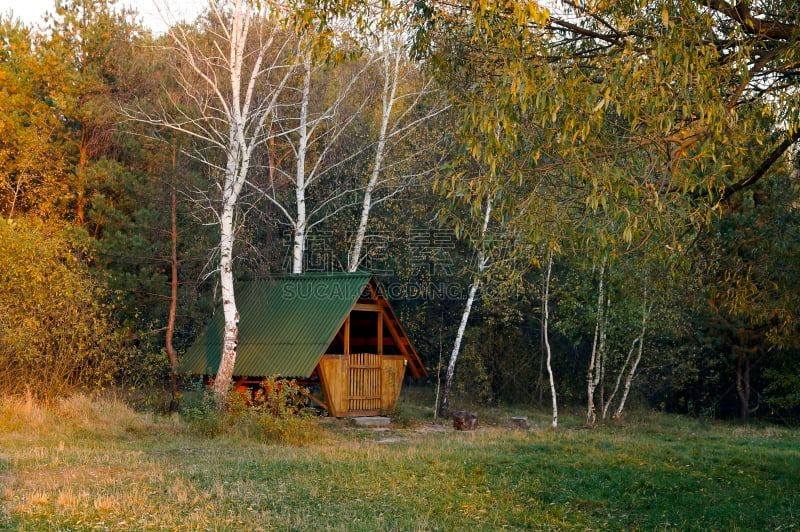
[317,307,411,417]
[317,353,407,417]
[381,356,407,413]
[317,354,348,417]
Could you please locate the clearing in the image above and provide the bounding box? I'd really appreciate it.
[0,394,798,530]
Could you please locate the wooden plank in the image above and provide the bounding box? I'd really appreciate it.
[300,388,328,410]
[352,303,382,312]
[348,395,381,400]
[346,409,381,416]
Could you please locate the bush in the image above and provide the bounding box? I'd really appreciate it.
[253,376,322,445]
[180,377,323,445]
[0,219,120,401]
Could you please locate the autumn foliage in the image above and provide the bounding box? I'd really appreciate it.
[0,219,119,400]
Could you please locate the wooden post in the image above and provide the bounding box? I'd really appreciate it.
[344,315,350,413]
[377,311,383,356]
[344,315,350,357]
[377,311,384,411]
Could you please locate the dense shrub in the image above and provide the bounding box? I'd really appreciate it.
[0,219,120,400]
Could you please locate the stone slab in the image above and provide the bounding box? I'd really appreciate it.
[352,416,391,428]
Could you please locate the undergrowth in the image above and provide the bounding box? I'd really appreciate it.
[180,377,324,445]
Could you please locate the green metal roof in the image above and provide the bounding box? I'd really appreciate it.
[179,273,374,378]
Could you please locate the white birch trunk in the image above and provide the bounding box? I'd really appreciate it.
[614,286,651,419]
[586,255,607,425]
[211,0,249,407]
[348,42,401,272]
[214,199,239,405]
[141,0,294,406]
[292,53,312,274]
[602,336,638,420]
[438,197,492,416]
[543,250,558,429]
[598,295,609,416]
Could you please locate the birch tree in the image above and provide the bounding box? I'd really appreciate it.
[611,286,652,419]
[543,250,558,428]
[255,20,444,275]
[346,36,401,272]
[586,255,607,425]
[137,0,295,406]
[438,195,492,417]
[346,31,446,272]
[255,37,376,274]
[574,257,658,424]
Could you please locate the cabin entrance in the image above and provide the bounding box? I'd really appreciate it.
[348,352,382,412]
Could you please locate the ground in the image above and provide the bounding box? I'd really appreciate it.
[0,391,798,530]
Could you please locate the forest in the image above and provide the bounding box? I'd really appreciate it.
[1,0,799,424]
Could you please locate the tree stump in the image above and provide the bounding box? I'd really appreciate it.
[452,411,478,431]
[511,416,531,430]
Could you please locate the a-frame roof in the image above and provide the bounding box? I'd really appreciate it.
[179,273,425,378]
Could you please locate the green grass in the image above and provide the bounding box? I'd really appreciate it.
[0,393,798,530]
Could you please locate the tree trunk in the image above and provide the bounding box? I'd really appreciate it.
[165,145,180,412]
[614,286,651,419]
[438,197,492,417]
[138,0,292,407]
[292,53,311,274]
[598,297,608,418]
[736,351,751,420]
[348,43,400,272]
[603,337,638,420]
[210,0,254,406]
[213,200,239,409]
[537,265,546,406]
[543,250,558,429]
[76,135,88,226]
[586,255,606,425]
[439,280,479,418]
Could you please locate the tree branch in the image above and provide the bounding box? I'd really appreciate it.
[701,0,799,40]
[717,127,800,205]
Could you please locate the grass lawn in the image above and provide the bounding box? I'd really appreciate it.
[0,392,798,531]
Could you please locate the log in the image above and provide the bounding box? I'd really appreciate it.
[511,416,531,430]
[452,411,478,431]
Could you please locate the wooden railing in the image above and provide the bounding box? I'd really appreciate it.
[348,353,381,412]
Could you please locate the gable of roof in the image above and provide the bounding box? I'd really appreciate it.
[178,272,426,379]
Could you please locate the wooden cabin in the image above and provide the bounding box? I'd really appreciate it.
[179,273,426,417]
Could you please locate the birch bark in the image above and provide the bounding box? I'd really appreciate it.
[543,250,558,428]
[586,255,607,425]
[438,196,492,416]
[292,52,311,274]
[348,38,401,272]
[614,287,651,419]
